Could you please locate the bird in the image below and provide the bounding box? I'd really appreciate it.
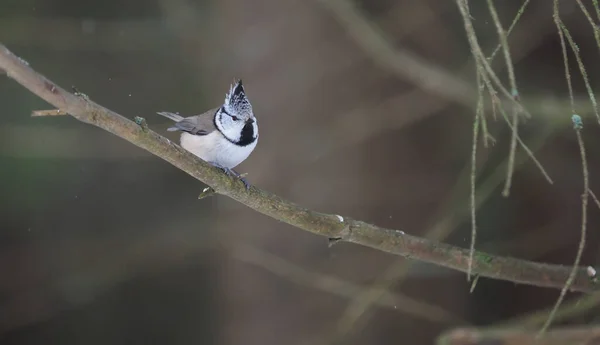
[157,80,258,189]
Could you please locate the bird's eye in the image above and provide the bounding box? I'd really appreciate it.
[221,107,239,121]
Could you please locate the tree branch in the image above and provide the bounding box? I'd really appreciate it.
[0,43,597,293]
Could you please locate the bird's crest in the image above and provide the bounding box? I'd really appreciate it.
[224,79,253,117]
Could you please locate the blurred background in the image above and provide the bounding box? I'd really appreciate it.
[2,0,600,344]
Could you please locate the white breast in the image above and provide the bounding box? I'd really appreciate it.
[180,131,257,169]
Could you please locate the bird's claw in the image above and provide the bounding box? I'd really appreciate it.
[219,166,232,176]
[239,177,251,190]
[211,163,251,190]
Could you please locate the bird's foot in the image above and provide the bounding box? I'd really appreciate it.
[210,162,251,190]
[237,175,251,190]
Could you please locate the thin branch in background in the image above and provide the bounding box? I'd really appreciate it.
[455,0,530,118]
[485,0,530,135]
[536,5,593,334]
[538,115,589,337]
[589,189,600,211]
[468,72,484,280]
[469,275,480,293]
[479,103,492,148]
[502,107,519,197]
[576,0,600,58]
[554,3,575,111]
[559,23,600,125]
[486,0,519,94]
[475,71,492,148]
[486,87,499,122]
[456,0,553,188]
[474,56,551,186]
[487,0,532,62]
[594,0,600,22]
[485,0,521,197]
[494,96,553,185]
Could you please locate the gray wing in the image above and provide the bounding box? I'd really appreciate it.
[157,108,218,136]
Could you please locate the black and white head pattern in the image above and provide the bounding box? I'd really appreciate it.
[215,80,258,146]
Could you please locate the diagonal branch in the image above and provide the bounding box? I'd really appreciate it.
[0,43,597,293]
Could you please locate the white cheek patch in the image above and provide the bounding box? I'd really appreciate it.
[215,112,242,143]
[215,112,226,133]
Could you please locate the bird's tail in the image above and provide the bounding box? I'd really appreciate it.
[156,111,184,122]
[157,111,185,132]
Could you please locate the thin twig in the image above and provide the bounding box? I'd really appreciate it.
[558,20,600,124]
[0,43,597,293]
[494,95,554,185]
[486,0,521,197]
[487,0,532,62]
[455,0,531,118]
[486,0,518,94]
[457,0,552,186]
[536,6,593,334]
[575,0,600,59]
[594,0,600,23]
[476,72,491,148]
[468,75,483,280]
[589,189,600,211]
[538,115,589,337]
[554,3,575,112]
[502,108,519,197]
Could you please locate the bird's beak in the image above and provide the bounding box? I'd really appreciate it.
[246,118,255,124]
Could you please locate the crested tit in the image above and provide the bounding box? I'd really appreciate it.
[157,80,258,189]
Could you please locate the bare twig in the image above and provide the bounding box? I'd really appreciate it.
[0,43,597,293]
[456,0,553,187]
[456,0,530,118]
[535,1,594,335]
[495,97,554,185]
[468,74,483,280]
[538,115,589,337]
[485,0,522,198]
[557,18,600,124]
[487,0,532,62]
[486,0,518,95]
[502,108,519,197]
[589,189,600,210]
[575,0,600,59]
